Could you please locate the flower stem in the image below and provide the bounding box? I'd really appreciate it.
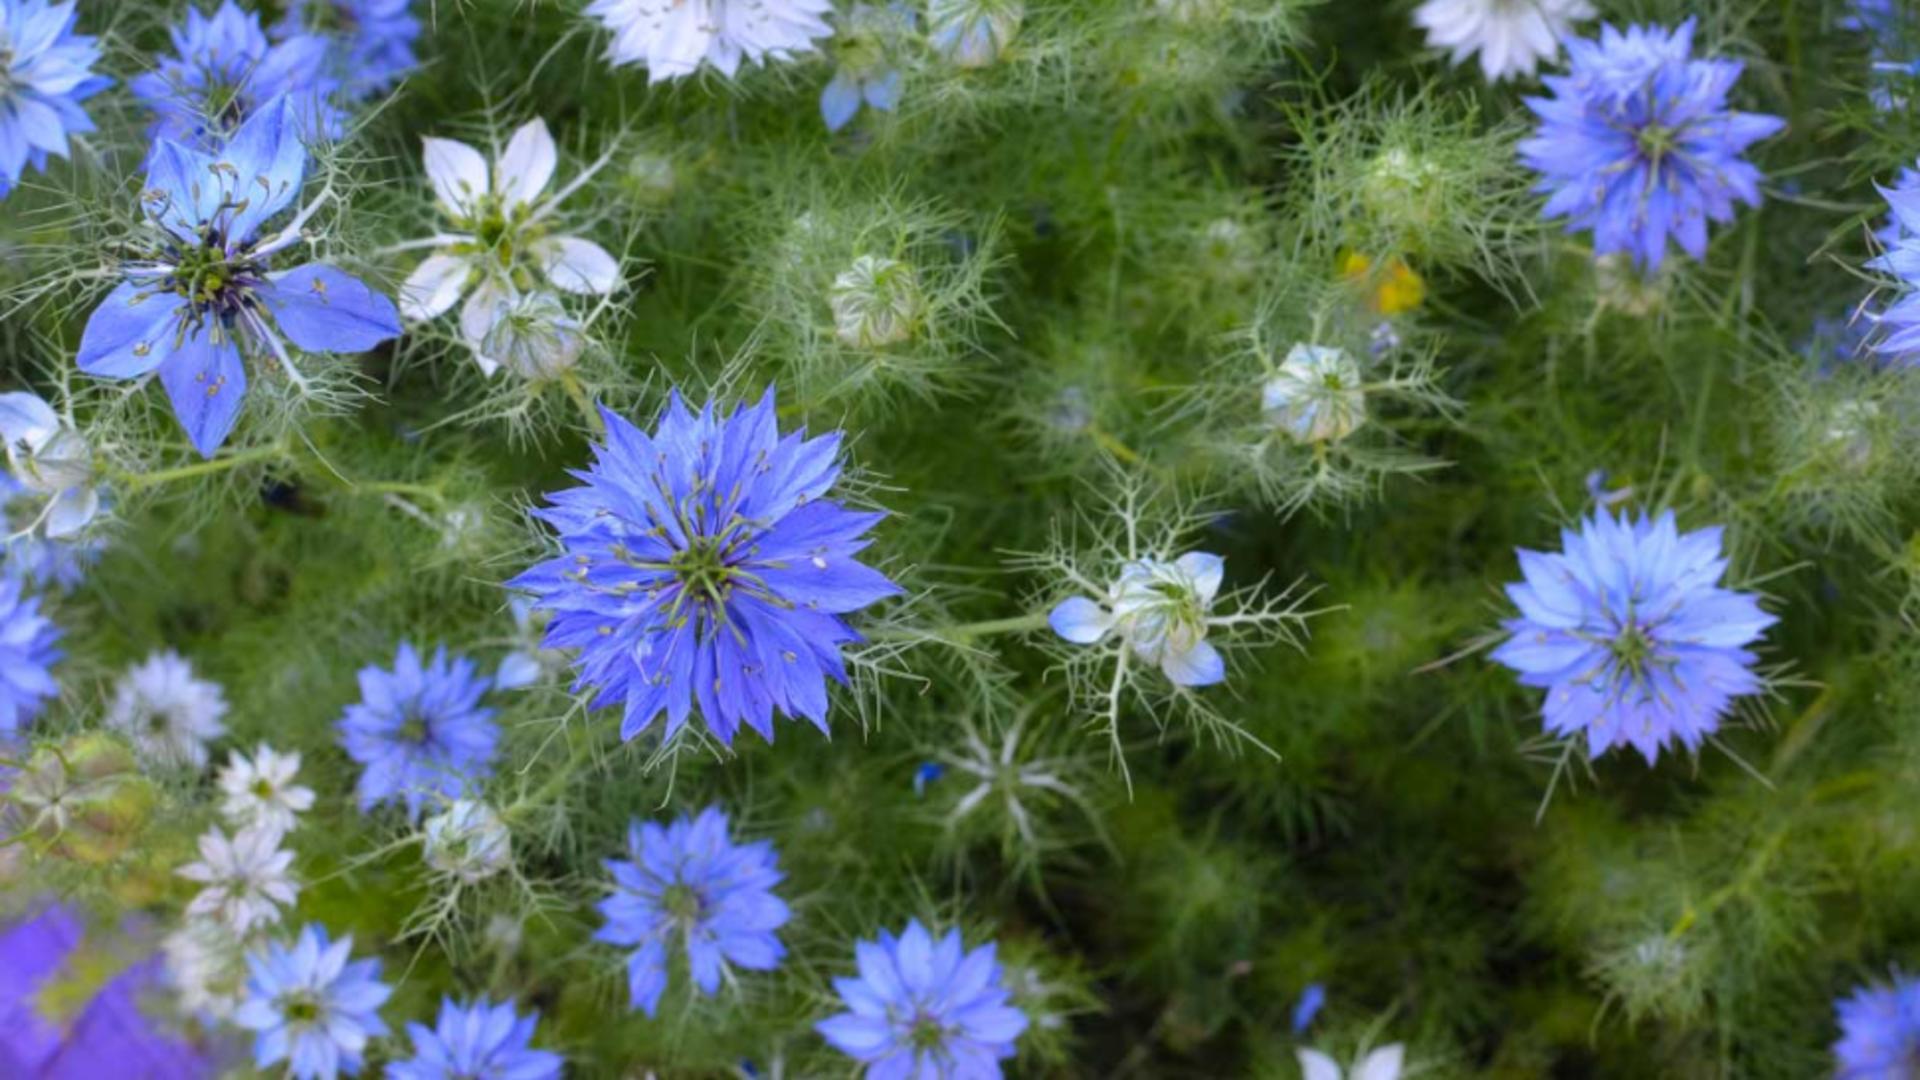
[558,372,605,437]
[871,610,1051,643]
[116,443,286,489]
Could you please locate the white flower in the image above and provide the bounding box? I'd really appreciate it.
[496,593,565,689]
[400,118,620,376]
[217,744,315,837]
[930,0,1023,68]
[178,824,299,935]
[829,254,925,348]
[1048,552,1227,688]
[1262,344,1367,445]
[1412,0,1594,83]
[163,918,251,1021]
[0,391,99,539]
[104,650,229,771]
[1298,1044,1405,1080]
[585,0,834,83]
[422,799,512,883]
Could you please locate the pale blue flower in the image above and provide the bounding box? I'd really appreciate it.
[0,575,60,737]
[1834,973,1920,1079]
[816,919,1029,1079]
[1050,552,1229,688]
[390,997,563,1080]
[822,4,912,132]
[0,0,109,198]
[234,924,391,1080]
[276,0,421,101]
[338,641,498,819]
[595,805,790,1017]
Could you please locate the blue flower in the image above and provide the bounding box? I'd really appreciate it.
[338,641,498,819]
[1490,509,1775,764]
[1862,169,1920,366]
[1518,20,1785,270]
[276,0,421,102]
[816,919,1029,1079]
[131,1,341,148]
[1291,982,1326,1034]
[0,0,109,198]
[75,96,401,458]
[0,576,60,737]
[508,389,901,746]
[390,997,563,1080]
[1843,0,1901,32]
[1834,974,1920,1079]
[594,805,790,1017]
[821,4,912,133]
[234,924,391,1080]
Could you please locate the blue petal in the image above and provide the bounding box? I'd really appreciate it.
[259,264,402,353]
[158,331,248,458]
[821,72,862,132]
[77,281,186,378]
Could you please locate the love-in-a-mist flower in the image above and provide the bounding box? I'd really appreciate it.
[390,997,563,1080]
[275,0,420,101]
[1262,344,1367,445]
[164,917,250,1021]
[218,743,315,837]
[821,4,912,132]
[1413,0,1595,83]
[816,919,1029,1079]
[595,806,790,1017]
[103,649,230,771]
[1050,552,1229,688]
[830,254,924,347]
[422,798,512,883]
[235,923,391,1080]
[177,823,299,934]
[76,97,402,458]
[0,577,60,737]
[0,496,101,592]
[1834,974,1920,1078]
[930,0,1023,67]
[1490,509,1775,764]
[130,1,341,148]
[1297,1043,1406,1080]
[1518,20,1785,269]
[508,389,901,745]
[479,291,587,382]
[399,118,619,376]
[0,390,99,538]
[338,641,498,819]
[585,0,834,83]
[0,1,109,198]
[1863,168,1920,363]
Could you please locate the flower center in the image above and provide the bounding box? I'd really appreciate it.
[670,536,737,609]
[1636,123,1677,168]
[252,778,276,799]
[282,993,323,1025]
[661,882,705,925]
[907,1012,949,1053]
[1609,621,1657,678]
[398,712,432,745]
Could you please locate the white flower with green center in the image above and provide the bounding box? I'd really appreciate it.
[178,823,299,934]
[399,118,619,376]
[217,744,315,838]
[1049,551,1227,687]
[1262,343,1367,445]
[585,0,833,83]
[422,798,512,883]
[1413,0,1594,83]
[104,649,230,771]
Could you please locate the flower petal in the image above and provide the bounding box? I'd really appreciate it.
[158,332,248,459]
[538,236,621,295]
[496,118,557,210]
[259,265,403,354]
[422,135,489,218]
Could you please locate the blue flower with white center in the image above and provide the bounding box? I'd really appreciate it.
[1050,552,1229,688]
[75,96,401,459]
[0,576,60,737]
[130,1,341,149]
[1835,974,1920,1078]
[1489,509,1775,764]
[338,641,498,819]
[821,4,912,133]
[390,997,563,1080]
[0,0,108,199]
[1518,20,1785,270]
[816,919,1029,1079]
[275,0,421,102]
[234,924,391,1080]
[594,805,790,1017]
[507,388,901,746]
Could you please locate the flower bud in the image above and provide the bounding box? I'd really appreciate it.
[1360,146,1446,237]
[423,799,512,883]
[481,292,586,381]
[830,254,925,348]
[1262,344,1367,444]
[931,0,1024,67]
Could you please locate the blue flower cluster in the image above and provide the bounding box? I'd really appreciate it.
[0,0,108,198]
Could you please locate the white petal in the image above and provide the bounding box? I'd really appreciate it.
[400,253,473,321]
[1048,596,1113,645]
[460,278,512,377]
[44,487,99,539]
[421,136,490,218]
[0,392,58,451]
[538,236,621,294]
[1356,1045,1405,1080]
[496,118,558,210]
[1172,551,1225,605]
[1160,639,1225,688]
[1297,1048,1344,1080]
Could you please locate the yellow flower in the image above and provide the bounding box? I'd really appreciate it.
[1339,250,1426,315]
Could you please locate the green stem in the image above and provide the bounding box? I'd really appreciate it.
[870,610,1051,643]
[559,372,605,437]
[115,443,286,489]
